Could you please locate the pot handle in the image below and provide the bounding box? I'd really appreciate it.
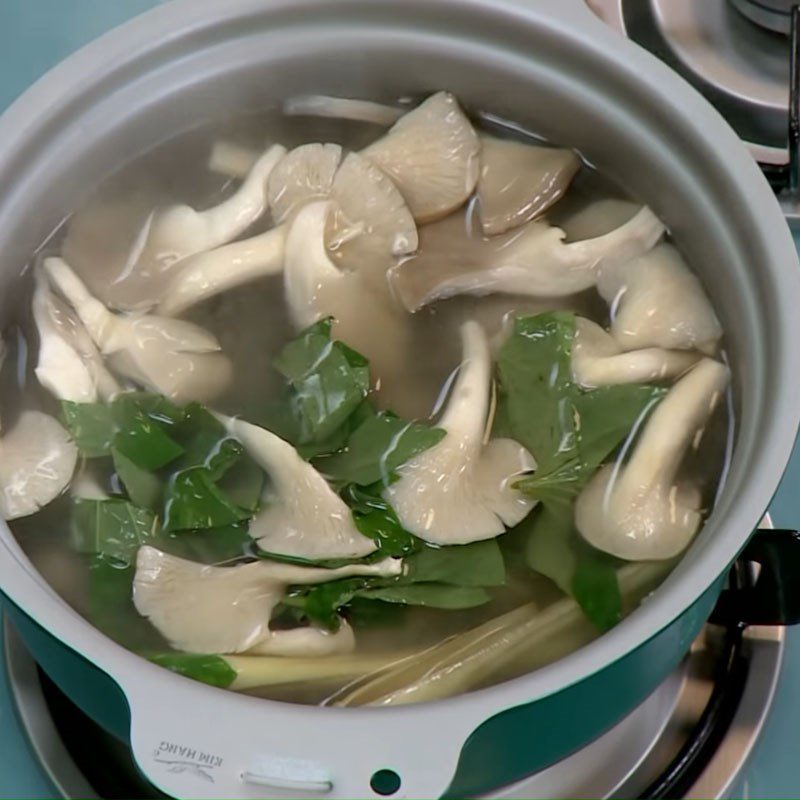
[709,529,800,626]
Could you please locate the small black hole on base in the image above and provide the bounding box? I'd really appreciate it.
[371,769,401,795]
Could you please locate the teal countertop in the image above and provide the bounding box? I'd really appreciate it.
[0,2,799,797]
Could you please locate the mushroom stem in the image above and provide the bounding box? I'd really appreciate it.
[42,256,114,345]
[158,226,286,316]
[284,200,343,329]
[617,358,729,500]
[208,140,261,179]
[439,321,491,443]
[571,317,699,389]
[284,95,404,126]
[169,143,286,251]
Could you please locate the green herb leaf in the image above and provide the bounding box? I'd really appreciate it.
[216,454,264,512]
[284,578,367,631]
[112,399,184,470]
[495,312,664,629]
[572,546,622,631]
[149,653,237,689]
[154,523,252,564]
[359,583,491,609]
[273,318,371,444]
[321,412,446,487]
[405,540,506,587]
[61,401,115,457]
[70,498,157,566]
[342,484,422,558]
[111,447,162,510]
[163,468,251,532]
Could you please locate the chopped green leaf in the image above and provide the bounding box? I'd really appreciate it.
[163,468,250,532]
[284,578,367,631]
[112,399,184,470]
[149,653,237,689]
[572,546,622,631]
[496,311,576,473]
[321,412,446,487]
[61,401,115,457]
[70,498,157,566]
[359,583,491,609]
[111,447,162,510]
[342,484,421,558]
[273,318,371,444]
[495,312,664,628]
[154,523,252,564]
[114,392,185,426]
[405,540,506,587]
[216,454,264,512]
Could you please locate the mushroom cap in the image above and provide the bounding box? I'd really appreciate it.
[575,464,702,561]
[384,321,535,545]
[390,205,665,311]
[362,91,480,223]
[0,411,77,520]
[598,243,723,353]
[103,314,232,404]
[572,317,700,389]
[133,546,400,653]
[32,270,98,403]
[221,415,379,560]
[477,136,580,235]
[328,152,418,277]
[133,546,283,654]
[267,143,342,224]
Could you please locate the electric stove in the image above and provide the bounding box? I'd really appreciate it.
[2,1,800,797]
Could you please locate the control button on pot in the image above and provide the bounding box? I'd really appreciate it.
[241,754,332,793]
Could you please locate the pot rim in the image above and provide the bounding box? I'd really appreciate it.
[0,0,798,793]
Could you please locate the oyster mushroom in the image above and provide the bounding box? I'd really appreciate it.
[63,144,286,310]
[384,321,536,545]
[572,317,699,389]
[32,269,120,402]
[598,242,723,353]
[133,545,402,654]
[217,413,378,560]
[477,136,580,235]
[158,151,417,316]
[391,205,665,311]
[362,91,480,222]
[575,358,729,561]
[43,257,232,404]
